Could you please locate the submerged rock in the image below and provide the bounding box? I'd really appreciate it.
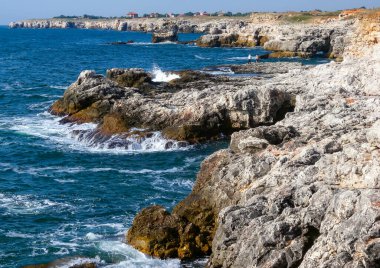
[22,257,98,268]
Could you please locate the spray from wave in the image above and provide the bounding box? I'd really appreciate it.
[2,112,190,154]
[151,65,180,82]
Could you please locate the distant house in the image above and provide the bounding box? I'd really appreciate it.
[127,12,139,18]
[166,13,177,18]
[195,11,210,17]
[217,11,225,17]
[149,13,160,18]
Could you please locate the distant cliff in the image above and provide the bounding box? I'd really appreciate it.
[8,17,248,33]
[9,12,375,60]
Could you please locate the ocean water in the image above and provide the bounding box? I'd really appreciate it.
[0,26,326,268]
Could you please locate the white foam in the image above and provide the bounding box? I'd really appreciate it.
[1,112,190,154]
[5,231,34,239]
[85,232,103,241]
[0,193,73,215]
[129,42,176,46]
[195,55,210,60]
[98,241,180,268]
[50,85,68,90]
[227,56,250,61]
[30,247,49,257]
[54,179,77,183]
[83,222,125,231]
[151,65,180,82]
[202,67,234,75]
[54,257,103,268]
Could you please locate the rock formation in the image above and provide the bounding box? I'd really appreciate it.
[196,20,352,59]
[50,64,299,143]
[9,14,366,59]
[127,17,380,267]
[152,23,179,43]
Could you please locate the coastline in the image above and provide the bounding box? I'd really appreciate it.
[6,9,380,268]
[8,13,364,60]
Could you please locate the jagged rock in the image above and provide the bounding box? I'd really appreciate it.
[196,34,240,47]
[128,18,380,267]
[106,68,152,88]
[127,206,183,259]
[51,65,295,142]
[152,23,179,43]
[367,120,380,148]
[49,70,129,118]
[10,16,358,58]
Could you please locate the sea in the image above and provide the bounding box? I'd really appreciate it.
[0,26,328,268]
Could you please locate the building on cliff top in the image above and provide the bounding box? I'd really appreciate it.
[127,12,139,18]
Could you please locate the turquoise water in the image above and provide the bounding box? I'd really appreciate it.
[0,26,326,268]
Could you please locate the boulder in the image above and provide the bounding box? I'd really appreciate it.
[196,34,240,47]
[106,68,152,88]
[127,206,182,259]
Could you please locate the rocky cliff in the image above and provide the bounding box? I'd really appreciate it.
[8,17,246,33]
[196,20,353,59]
[9,15,355,58]
[126,16,380,267]
[30,12,380,267]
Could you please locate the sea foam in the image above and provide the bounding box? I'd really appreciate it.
[3,112,190,154]
[151,65,180,82]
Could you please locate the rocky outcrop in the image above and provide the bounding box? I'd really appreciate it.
[127,18,380,267]
[197,20,353,58]
[152,23,178,43]
[50,63,299,143]
[9,15,360,59]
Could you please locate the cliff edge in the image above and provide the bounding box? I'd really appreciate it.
[127,15,380,267]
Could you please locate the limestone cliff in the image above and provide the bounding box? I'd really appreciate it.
[127,16,380,267]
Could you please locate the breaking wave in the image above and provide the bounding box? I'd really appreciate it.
[2,112,190,153]
[151,65,180,82]
[98,241,181,268]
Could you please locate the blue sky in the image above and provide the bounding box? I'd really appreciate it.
[1,0,379,24]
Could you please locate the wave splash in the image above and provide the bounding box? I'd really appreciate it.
[98,241,180,268]
[151,65,180,82]
[3,112,189,154]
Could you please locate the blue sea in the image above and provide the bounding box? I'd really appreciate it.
[0,26,327,268]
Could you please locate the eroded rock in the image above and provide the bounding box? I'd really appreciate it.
[127,18,380,267]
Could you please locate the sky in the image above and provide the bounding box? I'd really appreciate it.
[1,0,380,24]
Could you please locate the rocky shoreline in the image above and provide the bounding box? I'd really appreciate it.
[23,13,380,268]
[125,16,380,267]
[9,14,363,59]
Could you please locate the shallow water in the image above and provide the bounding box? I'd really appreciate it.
[0,26,327,267]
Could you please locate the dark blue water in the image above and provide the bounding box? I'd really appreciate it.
[0,26,326,268]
